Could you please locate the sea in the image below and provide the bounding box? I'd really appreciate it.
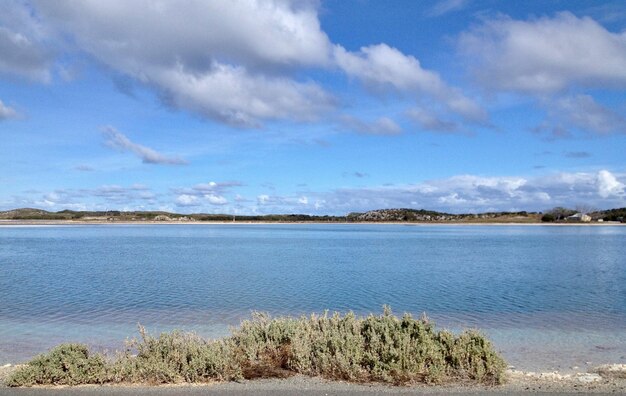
[0,224,624,372]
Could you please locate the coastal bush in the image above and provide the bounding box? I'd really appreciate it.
[5,344,107,386]
[6,308,507,387]
[230,307,506,384]
[108,328,241,384]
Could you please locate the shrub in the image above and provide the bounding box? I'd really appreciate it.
[7,308,507,387]
[108,328,241,384]
[5,344,107,386]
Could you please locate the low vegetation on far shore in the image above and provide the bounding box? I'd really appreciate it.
[6,308,506,387]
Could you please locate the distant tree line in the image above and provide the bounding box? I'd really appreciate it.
[541,206,625,222]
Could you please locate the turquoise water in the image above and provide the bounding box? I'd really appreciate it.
[1,224,625,371]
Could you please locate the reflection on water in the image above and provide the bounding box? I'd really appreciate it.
[1,224,625,370]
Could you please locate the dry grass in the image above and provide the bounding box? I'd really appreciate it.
[7,307,507,387]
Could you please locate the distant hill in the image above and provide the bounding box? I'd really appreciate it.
[346,208,540,223]
[0,208,67,220]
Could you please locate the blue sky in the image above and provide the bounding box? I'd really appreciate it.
[1,0,625,214]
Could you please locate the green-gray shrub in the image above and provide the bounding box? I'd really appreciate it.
[229,307,506,384]
[7,308,507,387]
[108,327,242,384]
[5,344,107,386]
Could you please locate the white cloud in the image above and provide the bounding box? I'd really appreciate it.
[175,194,199,207]
[254,193,307,210]
[205,194,228,205]
[33,0,335,126]
[34,0,332,71]
[339,115,402,135]
[437,192,468,205]
[334,43,487,123]
[0,99,18,120]
[189,181,242,194]
[5,1,486,130]
[11,184,159,212]
[102,126,188,165]
[155,63,334,127]
[459,12,626,93]
[597,170,625,198]
[171,181,240,208]
[276,170,626,214]
[8,170,626,214]
[0,3,52,82]
[550,95,626,135]
[335,44,443,93]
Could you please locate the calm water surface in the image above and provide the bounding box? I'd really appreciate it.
[1,224,625,371]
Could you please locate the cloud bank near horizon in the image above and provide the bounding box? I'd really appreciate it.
[5,169,624,215]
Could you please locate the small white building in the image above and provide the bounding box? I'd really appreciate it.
[566,213,592,223]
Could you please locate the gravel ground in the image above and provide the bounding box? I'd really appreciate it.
[1,365,625,396]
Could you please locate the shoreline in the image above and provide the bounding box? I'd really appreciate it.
[0,220,624,226]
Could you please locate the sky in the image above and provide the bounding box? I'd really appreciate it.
[1,0,626,215]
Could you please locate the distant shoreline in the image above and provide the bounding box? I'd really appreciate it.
[1,219,624,226]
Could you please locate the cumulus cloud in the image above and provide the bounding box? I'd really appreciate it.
[172,181,240,207]
[0,99,18,120]
[253,193,316,212]
[156,64,334,127]
[339,115,402,135]
[3,1,485,130]
[8,170,626,214]
[10,184,160,211]
[597,170,625,198]
[175,192,227,207]
[175,194,199,207]
[334,44,487,123]
[0,3,52,82]
[34,0,332,71]
[32,0,335,126]
[205,194,228,205]
[459,12,626,93]
[102,126,188,165]
[550,95,626,135]
[172,181,241,196]
[257,170,626,214]
[532,94,626,139]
